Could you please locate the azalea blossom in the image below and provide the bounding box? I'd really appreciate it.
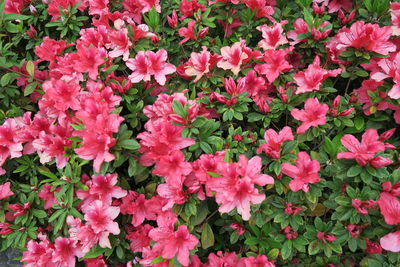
[126,49,176,86]
[255,49,293,83]
[281,151,320,192]
[391,2,400,36]
[184,46,219,82]
[148,225,198,266]
[217,39,254,75]
[256,21,288,50]
[337,129,389,166]
[0,182,14,200]
[257,126,294,159]
[207,155,274,220]
[380,231,400,252]
[377,192,400,225]
[52,237,83,267]
[293,56,341,94]
[291,98,329,134]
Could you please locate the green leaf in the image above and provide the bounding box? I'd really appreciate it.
[172,100,185,118]
[26,61,34,77]
[347,165,362,177]
[201,223,215,249]
[308,240,320,255]
[24,82,37,96]
[200,142,213,153]
[348,238,357,252]
[281,240,292,260]
[105,65,119,75]
[119,139,140,150]
[32,209,47,219]
[83,245,110,259]
[245,237,259,246]
[37,166,58,180]
[4,13,30,21]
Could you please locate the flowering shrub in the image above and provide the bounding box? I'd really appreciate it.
[1,0,400,266]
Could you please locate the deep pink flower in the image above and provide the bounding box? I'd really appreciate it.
[281,151,320,192]
[283,226,298,239]
[38,184,60,209]
[370,52,400,99]
[291,98,329,134]
[52,237,83,267]
[325,0,352,13]
[35,37,70,63]
[257,126,294,159]
[149,225,198,266]
[317,232,336,243]
[42,79,81,111]
[337,129,387,166]
[74,44,107,80]
[256,21,288,50]
[284,202,302,215]
[380,231,400,252]
[255,49,292,83]
[377,192,400,225]
[179,0,206,20]
[126,224,153,252]
[287,18,309,45]
[126,49,176,86]
[352,199,377,215]
[365,238,383,254]
[293,56,341,94]
[167,10,178,28]
[0,182,14,200]
[230,223,245,235]
[243,0,275,19]
[152,150,192,181]
[106,28,132,61]
[21,235,54,266]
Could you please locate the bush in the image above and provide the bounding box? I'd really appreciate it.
[1,0,400,266]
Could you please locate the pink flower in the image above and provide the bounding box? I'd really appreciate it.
[179,0,206,20]
[88,173,127,204]
[0,182,14,200]
[333,21,396,56]
[21,235,54,266]
[255,49,292,83]
[185,46,219,82]
[377,192,400,225]
[325,0,352,13]
[42,79,81,111]
[317,232,336,243]
[256,21,288,50]
[352,199,377,215]
[257,126,294,159]
[370,52,400,99]
[238,254,275,267]
[284,202,302,215]
[391,3,400,36]
[167,10,178,28]
[149,225,198,266]
[283,226,298,239]
[380,231,400,252]
[35,37,70,63]
[84,200,120,235]
[293,56,341,94]
[217,39,253,75]
[178,21,208,45]
[207,155,274,220]
[152,150,192,181]
[243,0,275,19]
[126,49,176,86]
[52,237,83,267]
[287,18,309,45]
[0,119,23,175]
[74,133,116,172]
[281,151,320,192]
[337,129,386,166]
[291,98,329,134]
[38,184,60,209]
[106,28,132,61]
[74,44,107,80]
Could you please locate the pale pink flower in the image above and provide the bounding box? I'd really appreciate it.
[217,39,252,75]
[256,21,288,50]
[380,231,400,252]
[0,182,14,200]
